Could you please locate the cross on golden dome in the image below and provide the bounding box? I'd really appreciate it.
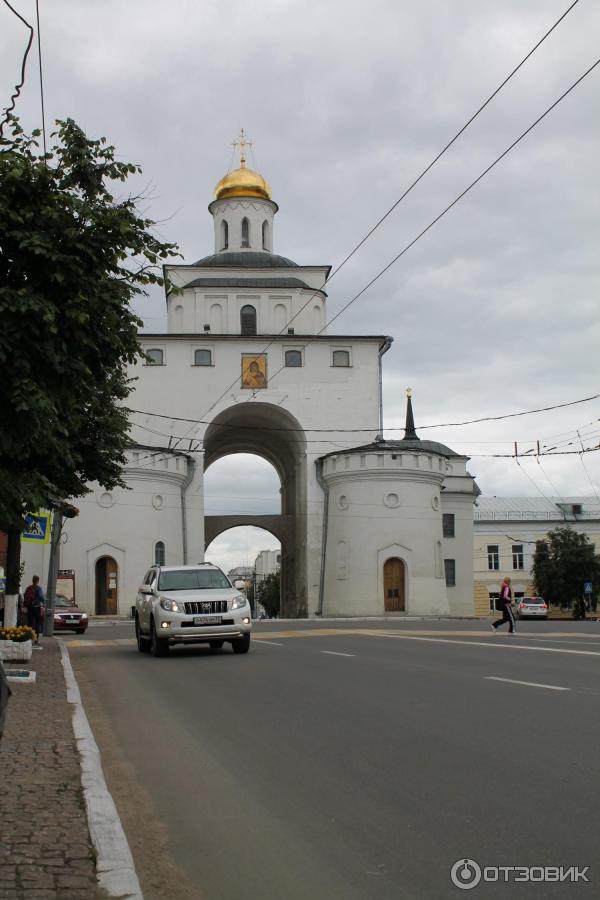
[231,128,253,168]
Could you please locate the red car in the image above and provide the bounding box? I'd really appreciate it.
[19,594,89,633]
[52,595,89,633]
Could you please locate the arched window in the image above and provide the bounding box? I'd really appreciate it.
[285,350,302,367]
[154,541,165,566]
[173,305,183,331]
[332,349,350,367]
[146,348,164,365]
[240,304,257,335]
[241,217,250,248]
[262,220,269,250]
[221,220,228,250]
[194,349,212,366]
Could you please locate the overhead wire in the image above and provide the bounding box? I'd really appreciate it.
[576,429,600,503]
[34,0,47,158]
[129,391,600,436]
[261,56,600,392]
[168,1,583,439]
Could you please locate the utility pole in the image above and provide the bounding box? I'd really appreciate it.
[43,512,62,637]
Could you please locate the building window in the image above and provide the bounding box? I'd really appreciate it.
[285,350,302,367]
[512,544,524,570]
[241,217,250,248]
[442,513,455,538]
[240,304,257,335]
[487,544,499,570]
[489,592,500,612]
[332,350,350,367]
[262,220,269,250]
[221,220,228,250]
[145,348,164,365]
[194,349,212,366]
[154,542,165,566]
[444,559,456,587]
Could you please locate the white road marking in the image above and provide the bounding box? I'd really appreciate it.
[256,640,284,646]
[485,676,570,691]
[378,633,600,656]
[321,650,355,657]
[514,637,600,647]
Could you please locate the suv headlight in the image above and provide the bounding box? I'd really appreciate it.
[159,597,182,612]
[231,594,246,610]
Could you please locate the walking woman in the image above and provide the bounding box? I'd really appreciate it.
[490,576,516,633]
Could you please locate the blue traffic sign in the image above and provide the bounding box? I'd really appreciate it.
[584,582,593,593]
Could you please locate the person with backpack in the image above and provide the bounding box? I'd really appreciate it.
[23,576,45,641]
[490,576,516,634]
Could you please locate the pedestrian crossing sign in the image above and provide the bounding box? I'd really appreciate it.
[22,511,51,544]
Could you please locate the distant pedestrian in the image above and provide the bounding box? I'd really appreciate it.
[490,577,516,634]
[23,576,45,641]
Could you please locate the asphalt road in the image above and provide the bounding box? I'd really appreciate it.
[67,619,600,900]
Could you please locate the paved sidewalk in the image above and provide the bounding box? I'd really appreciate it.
[0,639,108,899]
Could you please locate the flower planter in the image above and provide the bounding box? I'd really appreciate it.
[0,639,33,662]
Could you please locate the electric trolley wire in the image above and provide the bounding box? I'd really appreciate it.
[34,0,47,158]
[264,56,600,390]
[576,429,600,503]
[130,391,600,435]
[281,0,582,333]
[172,1,582,435]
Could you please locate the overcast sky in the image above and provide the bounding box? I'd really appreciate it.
[2,0,599,571]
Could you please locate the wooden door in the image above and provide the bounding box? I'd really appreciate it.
[95,556,118,615]
[384,557,405,611]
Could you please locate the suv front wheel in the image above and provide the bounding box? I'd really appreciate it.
[150,617,169,657]
[232,634,251,654]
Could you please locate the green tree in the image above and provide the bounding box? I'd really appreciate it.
[532,527,600,616]
[0,117,177,593]
[258,572,281,618]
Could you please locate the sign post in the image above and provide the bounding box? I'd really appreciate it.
[43,513,63,637]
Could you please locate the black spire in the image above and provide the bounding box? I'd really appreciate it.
[403,389,419,441]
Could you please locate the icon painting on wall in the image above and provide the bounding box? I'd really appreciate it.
[241,354,267,389]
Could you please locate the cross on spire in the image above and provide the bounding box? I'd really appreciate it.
[232,128,252,168]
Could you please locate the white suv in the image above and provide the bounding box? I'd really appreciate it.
[135,564,251,657]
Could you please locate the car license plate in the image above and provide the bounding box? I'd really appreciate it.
[193,616,221,625]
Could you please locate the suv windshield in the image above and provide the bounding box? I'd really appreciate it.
[158,569,231,591]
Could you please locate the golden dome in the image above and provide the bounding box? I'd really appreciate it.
[214,161,272,201]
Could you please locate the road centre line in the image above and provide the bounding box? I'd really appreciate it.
[372,633,600,656]
[485,676,570,691]
[321,650,355,657]
[256,640,284,646]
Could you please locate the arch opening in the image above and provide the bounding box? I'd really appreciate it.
[205,525,281,619]
[203,402,307,617]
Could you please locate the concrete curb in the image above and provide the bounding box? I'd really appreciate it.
[60,642,144,899]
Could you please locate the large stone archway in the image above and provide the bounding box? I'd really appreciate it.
[203,403,307,617]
